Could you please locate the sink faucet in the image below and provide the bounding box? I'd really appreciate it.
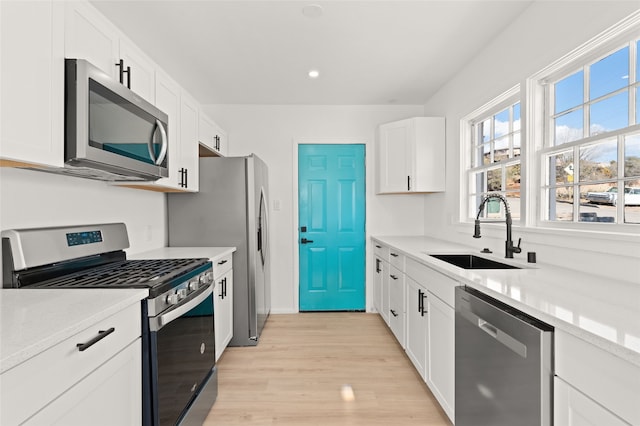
[473,193,522,259]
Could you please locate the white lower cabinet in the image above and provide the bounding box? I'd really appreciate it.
[372,240,456,423]
[405,276,428,380]
[554,329,639,425]
[213,252,234,361]
[555,377,630,426]
[1,302,142,425]
[425,290,455,420]
[24,341,141,426]
[388,264,406,348]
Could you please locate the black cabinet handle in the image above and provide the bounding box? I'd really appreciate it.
[217,259,227,265]
[390,309,398,317]
[115,59,131,88]
[76,328,115,352]
[375,259,381,273]
[301,238,314,244]
[418,289,423,313]
[223,277,227,298]
[420,290,428,316]
[390,274,398,280]
[390,253,399,257]
[184,168,188,188]
[375,244,381,248]
[407,176,411,191]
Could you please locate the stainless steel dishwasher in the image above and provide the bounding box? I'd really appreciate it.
[455,286,554,426]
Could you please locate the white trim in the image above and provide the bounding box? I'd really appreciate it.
[291,137,368,313]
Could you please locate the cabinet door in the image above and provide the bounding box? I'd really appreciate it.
[179,91,200,191]
[64,1,119,78]
[24,340,142,426]
[1,0,64,168]
[214,271,233,361]
[388,265,405,348]
[426,291,455,421]
[153,71,183,190]
[373,256,383,314]
[405,277,428,381]
[119,37,156,103]
[199,112,227,156]
[377,120,411,193]
[555,377,630,426]
[380,260,390,325]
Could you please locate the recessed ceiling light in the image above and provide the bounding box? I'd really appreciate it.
[302,4,323,19]
[308,69,320,79]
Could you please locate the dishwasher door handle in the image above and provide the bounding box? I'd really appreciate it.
[463,311,528,358]
[478,319,498,338]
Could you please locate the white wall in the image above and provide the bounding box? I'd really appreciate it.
[422,1,640,282]
[0,168,167,254]
[203,105,425,313]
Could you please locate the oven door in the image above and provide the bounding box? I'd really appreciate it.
[149,283,216,426]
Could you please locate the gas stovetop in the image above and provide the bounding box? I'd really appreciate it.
[30,258,210,290]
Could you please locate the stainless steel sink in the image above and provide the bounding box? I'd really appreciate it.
[429,254,521,270]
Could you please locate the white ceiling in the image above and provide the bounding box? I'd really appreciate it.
[90,0,534,105]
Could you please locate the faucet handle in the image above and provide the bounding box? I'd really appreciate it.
[514,238,522,254]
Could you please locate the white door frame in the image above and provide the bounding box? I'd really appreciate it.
[291,137,367,312]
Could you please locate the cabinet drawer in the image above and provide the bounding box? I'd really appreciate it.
[1,302,141,425]
[389,249,404,270]
[555,330,640,425]
[212,252,233,278]
[373,241,389,262]
[405,258,455,307]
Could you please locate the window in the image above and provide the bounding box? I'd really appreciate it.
[541,39,640,226]
[464,88,522,222]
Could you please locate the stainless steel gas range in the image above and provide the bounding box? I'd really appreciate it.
[1,223,217,425]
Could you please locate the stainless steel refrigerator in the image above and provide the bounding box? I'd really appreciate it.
[167,154,270,346]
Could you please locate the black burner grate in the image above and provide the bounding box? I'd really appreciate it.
[31,258,210,289]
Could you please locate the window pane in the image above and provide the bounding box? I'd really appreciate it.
[624,134,640,178]
[513,132,521,158]
[589,46,629,100]
[477,143,492,165]
[487,168,502,191]
[494,108,510,138]
[480,118,491,143]
[637,86,640,124]
[579,140,618,182]
[581,183,618,223]
[505,164,521,192]
[555,70,583,113]
[494,136,509,162]
[554,109,583,145]
[549,151,574,185]
[624,184,640,223]
[590,90,628,135]
[513,103,521,131]
[547,187,574,221]
[473,171,486,194]
[505,191,521,220]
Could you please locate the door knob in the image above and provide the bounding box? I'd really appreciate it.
[301,238,314,244]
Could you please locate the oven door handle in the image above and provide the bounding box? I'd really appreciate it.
[150,283,213,332]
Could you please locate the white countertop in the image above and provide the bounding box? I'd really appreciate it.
[0,288,148,374]
[129,247,236,262]
[373,235,640,367]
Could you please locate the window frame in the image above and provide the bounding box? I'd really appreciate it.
[528,14,640,233]
[460,85,524,224]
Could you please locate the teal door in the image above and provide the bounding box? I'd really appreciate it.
[298,144,366,311]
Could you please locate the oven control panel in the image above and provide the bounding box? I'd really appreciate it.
[147,264,214,317]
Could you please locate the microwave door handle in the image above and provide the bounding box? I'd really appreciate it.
[154,120,168,166]
[148,125,158,164]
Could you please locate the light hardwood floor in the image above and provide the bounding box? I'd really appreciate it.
[205,312,452,425]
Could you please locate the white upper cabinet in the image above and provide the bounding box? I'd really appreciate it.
[199,112,228,157]
[178,90,200,192]
[376,117,445,194]
[64,1,119,79]
[64,1,156,104]
[0,0,64,168]
[118,38,156,104]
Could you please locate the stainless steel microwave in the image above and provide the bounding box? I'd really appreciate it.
[64,58,169,181]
